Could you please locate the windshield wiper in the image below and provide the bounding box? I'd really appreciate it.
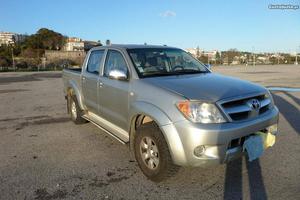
[142,71,175,77]
[170,69,209,74]
[142,70,209,78]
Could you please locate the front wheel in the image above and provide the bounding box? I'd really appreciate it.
[134,122,180,182]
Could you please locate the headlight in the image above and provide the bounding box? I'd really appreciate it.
[265,90,275,108]
[176,101,226,123]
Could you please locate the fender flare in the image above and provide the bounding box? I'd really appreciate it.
[130,101,172,127]
[129,101,187,165]
[67,80,85,110]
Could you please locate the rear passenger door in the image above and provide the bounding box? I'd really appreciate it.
[98,50,130,130]
[82,50,105,114]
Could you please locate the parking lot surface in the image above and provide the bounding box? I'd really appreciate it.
[0,65,299,200]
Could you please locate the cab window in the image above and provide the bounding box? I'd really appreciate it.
[86,50,104,74]
[103,50,128,77]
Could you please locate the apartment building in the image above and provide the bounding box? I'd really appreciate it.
[64,37,84,51]
[0,32,27,45]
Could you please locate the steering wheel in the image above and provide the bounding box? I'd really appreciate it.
[144,66,163,72]
[172,65,184,71]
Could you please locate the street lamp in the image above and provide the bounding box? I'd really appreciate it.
[207,53,209,65]
[10,45,16,71]
[252,46,255,66]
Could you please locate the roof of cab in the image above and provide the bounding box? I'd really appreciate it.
[91,44,179,51]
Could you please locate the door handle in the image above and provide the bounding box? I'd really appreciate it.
[82,77,86,82]
[99,82,104,87]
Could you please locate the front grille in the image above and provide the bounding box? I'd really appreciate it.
[230,111,249,121]
[227,128,269,150]
[228,135,247,149]
[220,94,272,122]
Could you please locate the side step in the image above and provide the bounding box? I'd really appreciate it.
[82,115,126,145]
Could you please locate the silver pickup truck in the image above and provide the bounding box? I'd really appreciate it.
[62,44,279,182]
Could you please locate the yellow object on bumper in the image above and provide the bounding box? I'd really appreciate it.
[256,131,276,149]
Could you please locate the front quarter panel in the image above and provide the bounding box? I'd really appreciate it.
[130,101,172,126]
[68,79,85,110]
[129,101,187,165]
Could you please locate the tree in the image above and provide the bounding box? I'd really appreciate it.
[0,57,10,68]
[198,55,209,64]
[23,28,66,50]
[221,49,240,65]
[0,28,67,71]
[215,51,221,64]
[0,44,12,64]
[196,46,200,58]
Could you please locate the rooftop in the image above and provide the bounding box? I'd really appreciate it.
[94,44,179,50]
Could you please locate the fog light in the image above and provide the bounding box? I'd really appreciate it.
[194,145,206,157]
[267,124,278,135]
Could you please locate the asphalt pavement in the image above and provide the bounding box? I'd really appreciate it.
[0,65,299,200]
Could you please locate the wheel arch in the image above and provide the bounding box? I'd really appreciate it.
[66,80,85,110]
[129,101,186,165]
[129,102,171,150]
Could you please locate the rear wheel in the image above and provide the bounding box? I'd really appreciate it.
[69,95,87,124]
[134,122,179,182]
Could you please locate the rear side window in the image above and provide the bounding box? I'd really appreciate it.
[103,50,128,77]
[87,50,104,74]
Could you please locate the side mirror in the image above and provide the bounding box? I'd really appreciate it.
[108,69,128,81]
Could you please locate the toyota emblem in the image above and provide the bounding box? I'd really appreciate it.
[247,99,261,110]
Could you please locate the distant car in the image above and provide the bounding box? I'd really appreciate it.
[62,44,279,182]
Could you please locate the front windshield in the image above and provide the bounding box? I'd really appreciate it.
[127,48,209,78]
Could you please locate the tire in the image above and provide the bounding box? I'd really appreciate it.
[134,122,180,182]
[69,95,87,124]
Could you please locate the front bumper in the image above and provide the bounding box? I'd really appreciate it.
[160,107,279,167]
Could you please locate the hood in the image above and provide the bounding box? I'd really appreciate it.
[143,73,266,102]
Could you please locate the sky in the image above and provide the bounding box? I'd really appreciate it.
[0,0,299,53]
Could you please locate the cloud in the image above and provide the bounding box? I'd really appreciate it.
[160,10,176,18]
